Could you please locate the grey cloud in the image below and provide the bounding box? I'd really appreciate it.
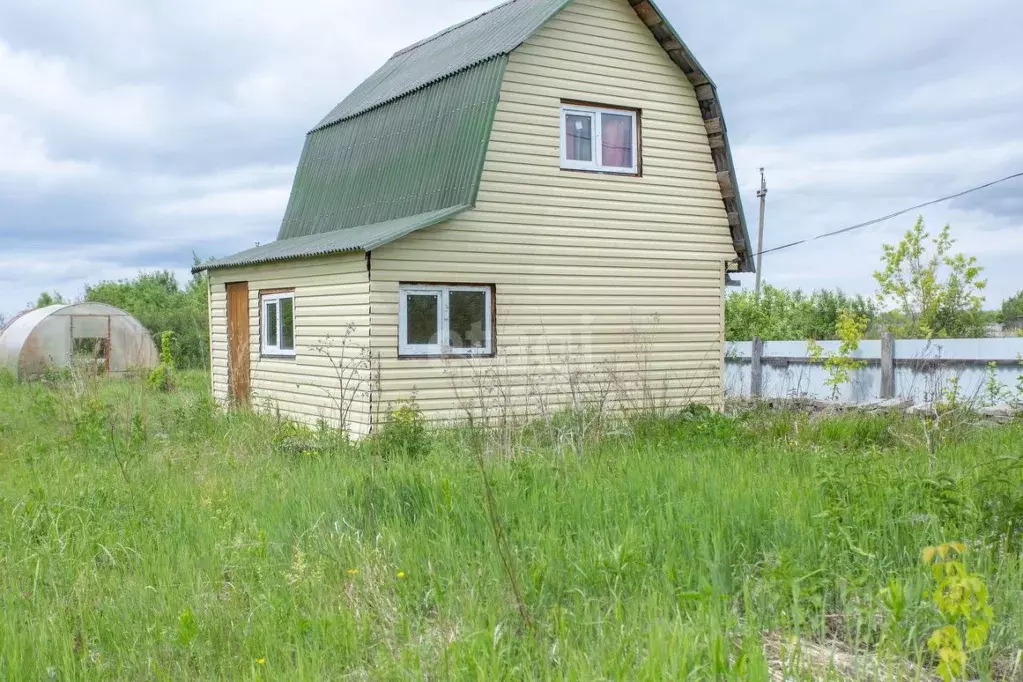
[951,183,1023,222]
[2,0,1023,317]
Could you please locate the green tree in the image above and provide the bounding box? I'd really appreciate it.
[84,258,210,369]
[802,288,877,340]
[806,309,869,399]
[873,217,986,339]
[725,284,876,341]
[35,291,69,308]
[1000,289,1023,328]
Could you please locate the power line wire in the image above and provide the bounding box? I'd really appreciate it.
[752,170,1023,259]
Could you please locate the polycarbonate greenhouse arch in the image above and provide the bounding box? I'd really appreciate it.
[0,303,159,380]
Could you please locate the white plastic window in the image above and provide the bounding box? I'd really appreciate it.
[398,284,493,357]
[560,104,638,174]
[262,292,295,356]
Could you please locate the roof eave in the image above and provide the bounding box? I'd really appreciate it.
[194,204,471,274]
[627,0,754,273]
[191,245,363,275]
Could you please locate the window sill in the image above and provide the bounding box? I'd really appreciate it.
[560,166,641,177]
[260,353,297,360]
[398,351,496,360]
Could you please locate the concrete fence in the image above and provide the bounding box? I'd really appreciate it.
[726,335,1023,404]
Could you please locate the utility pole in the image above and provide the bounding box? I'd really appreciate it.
[753,167,768,297]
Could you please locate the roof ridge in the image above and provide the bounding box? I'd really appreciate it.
[313,0,572,132]
[391,0,524,58]
[311,55,504,132]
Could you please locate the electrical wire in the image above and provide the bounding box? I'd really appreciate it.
[752,170,1023,258]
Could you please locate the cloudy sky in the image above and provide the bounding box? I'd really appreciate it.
[1,0,1021,318]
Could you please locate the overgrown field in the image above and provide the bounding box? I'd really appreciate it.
[1,371,1021,680]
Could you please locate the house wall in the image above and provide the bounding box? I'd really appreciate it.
[368,0,735,422]
[208,252,372,436]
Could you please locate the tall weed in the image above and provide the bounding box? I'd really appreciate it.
[373,398,431,460]
[0,372,1021,679]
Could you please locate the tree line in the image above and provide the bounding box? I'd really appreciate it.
[728,217,1019,341]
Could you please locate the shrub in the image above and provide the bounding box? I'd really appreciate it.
[806,310,869,400]
[149,331,177,392]
[270,417,322,458]
[375,398,430,460]
[922,543,993,681]
[629,403,740,448]
[85,266,210,370]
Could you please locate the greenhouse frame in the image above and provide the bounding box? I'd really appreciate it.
[0,303,158,380]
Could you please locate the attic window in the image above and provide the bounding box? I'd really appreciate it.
[560,103,638,174]
[398,284,494,358]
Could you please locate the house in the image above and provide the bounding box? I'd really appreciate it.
[196,0,754,436]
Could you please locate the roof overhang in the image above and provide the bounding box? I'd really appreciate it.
[194,205,470,273]
[627,0,754,273]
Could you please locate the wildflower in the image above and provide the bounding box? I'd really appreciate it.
[256,658,265,665]
[397,571,406,579]
[347,568,359,576]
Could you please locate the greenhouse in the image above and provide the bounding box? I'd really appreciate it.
[0,303,159,380]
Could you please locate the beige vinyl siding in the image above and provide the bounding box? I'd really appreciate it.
[368,0,734,420]
[209,252,371,436]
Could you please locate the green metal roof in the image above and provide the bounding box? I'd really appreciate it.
[278,57,507,240]
[193,206,469,272]
[206,0,754,272]
[278,0,575,242]
[314,0,572,129]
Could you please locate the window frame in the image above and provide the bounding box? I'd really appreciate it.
[559,102,640,175]
[398,283,495,359]
[260,290,296,358]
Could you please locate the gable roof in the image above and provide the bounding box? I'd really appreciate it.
[200,0,752,273]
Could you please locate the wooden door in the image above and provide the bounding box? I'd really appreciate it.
[226,282,250,404]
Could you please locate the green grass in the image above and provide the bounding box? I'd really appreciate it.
[1,371,1021,679]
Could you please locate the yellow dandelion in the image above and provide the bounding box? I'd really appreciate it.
[256,658,265,665]
[397,571,406,579]
[347,568,359,575]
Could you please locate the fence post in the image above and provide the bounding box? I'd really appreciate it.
[880,332,895,399]
[751,336,763,399]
